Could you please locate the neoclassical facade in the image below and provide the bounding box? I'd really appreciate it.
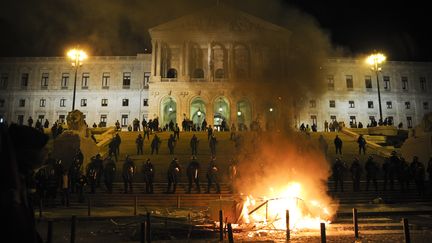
[1,7,432,130]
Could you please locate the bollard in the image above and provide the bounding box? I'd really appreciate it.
[87,198,91,216]
[403,218,411,243]
[353,208,359,238]
[177,195,180,208]
[134,196,138,216]
[140,222,146,243]
[146,212,151,243]
[219,210,223,241]
[286,210,290,240]
[320,222,326,243]
[47,220,53,243]
[227,223,234,243]
[71,215,77,243]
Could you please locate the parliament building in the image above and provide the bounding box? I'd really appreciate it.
[1,7,431,131]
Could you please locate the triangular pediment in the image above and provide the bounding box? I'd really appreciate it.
[149,5,290,35]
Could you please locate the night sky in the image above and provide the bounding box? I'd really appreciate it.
[0,0,430,62]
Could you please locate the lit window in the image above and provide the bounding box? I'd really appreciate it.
[123,72,131,88]
[349,116,356,125]
[122,99,129,106]
[386,101,392,109]
[383,76,391,90]
[407,116,412,128]
[329,100,335,108]
[405,101,410,109]
[60,99,66,107]
[0,73,8,89]
[420,77,427,91]
[368,101,374,108]
[309,100,316,108]
[346,75,353,90]
[365,75,372,89]
[144,72,150,88]
[349,100,355,108]
[101,99,108,107]
[102,72,110,88]
[21,73,29,88]
[121,114,128,127]
[61,73,69,89]
[41,73,49,88]
[81,99,87,107]
[401,76,408,91]
[143,99,149,106]
[40,99,46,107]
[82,72,89,88]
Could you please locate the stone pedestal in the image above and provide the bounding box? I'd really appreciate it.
[368,126,398,136]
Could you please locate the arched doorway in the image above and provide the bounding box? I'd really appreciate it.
[237,99,252,131]
[190,97,206,130]
[161,96,177,128]
[214,97,230,131]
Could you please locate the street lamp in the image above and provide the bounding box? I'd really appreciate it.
[366,52,386,123]
[67,48,87,111]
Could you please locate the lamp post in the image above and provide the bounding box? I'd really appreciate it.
[67,48,87,111]
[366,52,386,123]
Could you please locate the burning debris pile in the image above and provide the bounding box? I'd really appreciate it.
[229,131,338,234]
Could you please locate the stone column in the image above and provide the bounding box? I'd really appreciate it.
[228,43,234,80]
[151,40,156,77]
[208,42,213,82]
[185,41,190,80]
[155,41,162,81]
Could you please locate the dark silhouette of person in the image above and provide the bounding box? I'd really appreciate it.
[365,156,378,191]
[136,134,144,155]
[122,155,136,193]
[187,156,201,193]
[350,157,362,191]
[103,156,116,193]
[151,134,161,155]
[209,134,217,157]
[206,157,221,193]
[142,159,155,193]
[190,134,199,155]
[1,124,49,243]
[357,135,367,155]
[334,135,343,155]
[166,158,181,193]
[332,157,345,192]
[168,134,176,154]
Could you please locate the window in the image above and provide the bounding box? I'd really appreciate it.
[368,101,374,108]
[122,99,129,106]
[383,76,390,90]
[81,99,87,107]
[327,75,334,90]
[60,98,66,107]
[193,69,204,79]
[101,99,108,107]
[41,73,49,89]
[58,115,65,123]
[387,116,394,124]
[330,115,337,122]
[166,69,177,79]
[61,73,69,89]
[215,69,225,79]
[386,101,392,109]
[369,116,375,123]
[349,116,356,125]
[123,72,131,88]
[349,100,355,108]
[0,73,8,89]
[365,75,372,89]
[420,77,427,91]
[143,98,149,106]
[121,114,128,127]
[82,72,89,89]
[329,100,336,108]
[100,114,107,127]
[401,76,408,91]
[424,102,429,110]
[21,73,29,88]
[405,101,411,109]
[102,72,110,88]
[19,99,25,107]
[0,99,5,107]
[346,75,353,90]
[407,116,413,128]
[37,115,44,123]
[310,115,317,125]
[39,99,46,107]
[309,100,316,108]
[144,72,150,88]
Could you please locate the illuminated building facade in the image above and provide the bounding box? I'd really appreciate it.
[1,8,431,130]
